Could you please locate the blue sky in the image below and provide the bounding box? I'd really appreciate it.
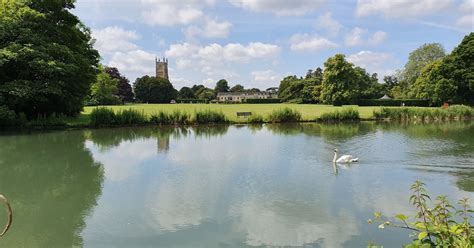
[73,0,473,89]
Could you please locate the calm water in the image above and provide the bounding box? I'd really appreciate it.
[0,122,473,247]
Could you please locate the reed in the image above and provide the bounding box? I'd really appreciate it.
[267,108,302,122]
[318,107,360,122]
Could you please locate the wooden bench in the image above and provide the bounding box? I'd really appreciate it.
[236,112,252,117]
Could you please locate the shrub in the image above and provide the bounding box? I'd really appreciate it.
[247,114,264,123]
[89,107,116,126]
[194,109,227,124]
[114,109,147,125]
[369,181,473,247]
[318,107,360,122]
[176,99,208,104]
[169,110,191,125]
[357,99,430,107]
[244,98,282,104]
[27,113,67,128]
[0,105,18,127]
[150,111,170,125]
[373,105,474,121]
[267,108,302,122]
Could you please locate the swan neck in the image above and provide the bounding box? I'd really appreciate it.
[333,151,337,163]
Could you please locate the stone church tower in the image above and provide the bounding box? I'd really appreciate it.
[155,57,169,80]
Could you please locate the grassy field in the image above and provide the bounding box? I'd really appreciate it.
[82,104,384,122]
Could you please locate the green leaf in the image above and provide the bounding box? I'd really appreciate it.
[395,214,408,221]
[418,231,428,240]
[414,222,426,229]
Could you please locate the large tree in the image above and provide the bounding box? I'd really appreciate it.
[105,67,134,103]
[230,84,245,92]
[133,76,177,103]
[0,0,99,117]
[320,54,381,105]
[215,79,230,93]
[412,33,474,105]
[178,87,195,99]
[88,66,120,105]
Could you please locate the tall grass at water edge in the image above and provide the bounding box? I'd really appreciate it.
[373,105,474,121]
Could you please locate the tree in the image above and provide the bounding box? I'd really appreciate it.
[230,84,245,92]
[0,0,99,117]
[399,43,445,97]
[320,54,381,105]
[105,67,134,103]
[134,76,177,103]
[411,33,473,105]
[215,79,229,93]
[89,66,120,105]
[383,75,399,96]
[178,87,195,99]
[196,88,215,101]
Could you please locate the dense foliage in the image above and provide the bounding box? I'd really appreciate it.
[373,105,474,120]
[318,107,360,122]
[412,33,474,105]
[86,66,120,105]
[267,108,302,122]
[133,76,177,103]
[278,68,323,103]
[356,99,429,107]
[369,181,473,247]
[0,0,99,117]
[320,54,381,105]
[105,67,134,103]
[215,79,230,93]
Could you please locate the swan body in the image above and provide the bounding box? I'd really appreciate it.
[333,149,358,163]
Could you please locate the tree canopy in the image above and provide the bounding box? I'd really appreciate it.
[215,79,230,93]
[320,54,380,105]
[178,87,196,99]
[105,67,134,103]
[87,66,120,105]
[133,76,177,103]
[0,0,99,117]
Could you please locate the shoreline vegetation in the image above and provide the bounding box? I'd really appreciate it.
[1,104,473,131]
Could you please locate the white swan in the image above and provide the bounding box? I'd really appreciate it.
[333,149,358,163]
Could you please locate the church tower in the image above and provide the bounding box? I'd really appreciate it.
[155,57,169,80]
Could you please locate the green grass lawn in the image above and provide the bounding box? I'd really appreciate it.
[81,104,384,122]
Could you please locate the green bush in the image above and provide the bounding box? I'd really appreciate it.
[0,105,18,127]
[244,98,282,104]
[247,114,264,123]
[89,107,116,126]
[357,99,430,107]
[373,105,474,121]
[267,108,302,122]
[318,107,360,122]
[194,109,227,124]
[176,99,208,104]
[150,111,170,125]
[150,110,191,125]
[114,109,147,125]
[369,181,473,247]
[27,113,67,128]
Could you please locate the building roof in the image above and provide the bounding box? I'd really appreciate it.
[379,94,392,100]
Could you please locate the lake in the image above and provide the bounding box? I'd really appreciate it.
[0,122,473,247]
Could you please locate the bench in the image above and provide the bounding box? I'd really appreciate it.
[236,112,252,117]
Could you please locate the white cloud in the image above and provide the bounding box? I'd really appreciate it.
[251,70,281,87]
[460,0,474,10]
[108,50,156,80]
[356,0,453,18]
[184,18,232,39]
[141,0,215,26]
[347,51,395,80]
[92,26,141,55]
[315,12,343,36]
[229,0,325,16]
[166,42,280,63]
[290,33,338,52]
[345,27,387,46]
[456,14,473,27]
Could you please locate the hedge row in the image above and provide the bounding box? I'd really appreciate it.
[244,98,282,104]
[176,99,208,104]
[356,99,430,107]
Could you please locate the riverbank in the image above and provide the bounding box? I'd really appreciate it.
[1,104,473,131]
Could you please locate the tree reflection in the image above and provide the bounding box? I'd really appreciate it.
[0,131,104,247]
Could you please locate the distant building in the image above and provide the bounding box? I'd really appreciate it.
[155,57,169,80]
[217,90,278,102]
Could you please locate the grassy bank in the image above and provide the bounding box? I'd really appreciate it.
[2,104,473,130]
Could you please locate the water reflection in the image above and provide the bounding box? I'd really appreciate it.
[0,121,472,247]
[0,131,104,247]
